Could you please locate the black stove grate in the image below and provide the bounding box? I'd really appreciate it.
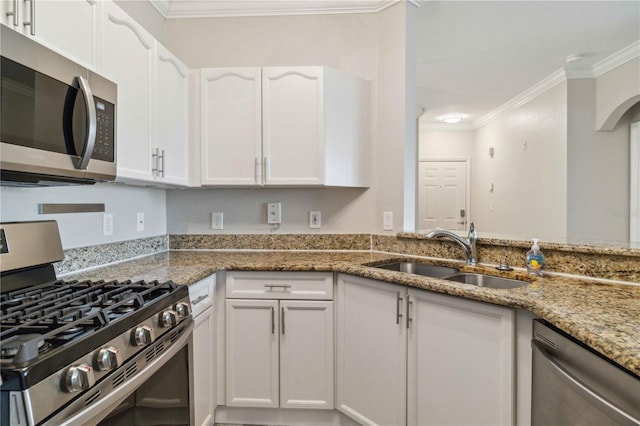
[0,279,178,364]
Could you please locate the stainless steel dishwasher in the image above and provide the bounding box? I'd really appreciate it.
[531,320,640,426]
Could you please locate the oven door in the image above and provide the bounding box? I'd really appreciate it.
[44,321,194,426]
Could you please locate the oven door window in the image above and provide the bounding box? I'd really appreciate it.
[98,346,191,426]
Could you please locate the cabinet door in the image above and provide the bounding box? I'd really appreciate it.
[407,289,514,426]
[200,68,262,185]
[262,67,324,185]
[193,306,215,426]
[336,274,407,426]
[102,2,154,182]
[1,0,98,68]
[280,301,334,410]
[156,43,189,186]
[225,299,279,408]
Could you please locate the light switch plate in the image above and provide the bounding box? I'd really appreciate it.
[383,211,393,231]
[309,211,321,229]
[103,213,114,236]
[211,212,223,230]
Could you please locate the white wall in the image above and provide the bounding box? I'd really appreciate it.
[596,57,640,130]
[419,83,568,242]
[474,81,567,242]
[419,129,474,160]
[164,3,413,235]
[567,78,634,246]
[0,184,166,249]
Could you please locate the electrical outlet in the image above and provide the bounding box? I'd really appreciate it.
[211,212,224,230]
[267,202,282,224]
[103,213,114,236]
[136,212,144,232]
[383,211,393,231]
[309,211,321,229]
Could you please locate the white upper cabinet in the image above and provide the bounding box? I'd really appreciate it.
[200,68,262,186]
[1,0,99,68]
[155,42,189,186]
[199,66,370,187]
[262,67,324,186]
[101,2,190,186]
[101,1,154,182]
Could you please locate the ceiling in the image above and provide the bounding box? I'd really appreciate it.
[151,1,640,128]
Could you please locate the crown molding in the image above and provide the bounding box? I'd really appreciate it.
[408,0,427,7]
[152,0,399,19]
[149,0,170,17]
[592,40,640,77]
[473,68,566,129]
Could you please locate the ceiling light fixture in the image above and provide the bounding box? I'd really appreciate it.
[441,114,463,124]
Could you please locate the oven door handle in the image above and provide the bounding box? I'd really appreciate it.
[73,75,97,170]
[531,340,639,425]
[48,321,194,426]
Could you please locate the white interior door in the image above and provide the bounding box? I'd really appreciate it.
[418,161,468,233]
[631,121,639,248]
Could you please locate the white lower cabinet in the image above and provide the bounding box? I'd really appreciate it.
[407,289,514,426]
[337,274,515,426]
[336,275,407,426]
[225,272,334,410]
[189,275,216,426]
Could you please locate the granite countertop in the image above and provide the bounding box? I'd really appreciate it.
[64,250,640,377]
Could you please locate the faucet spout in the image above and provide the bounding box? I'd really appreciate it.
[426,222,478,266]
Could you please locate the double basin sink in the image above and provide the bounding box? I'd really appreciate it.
[374,262,528,289]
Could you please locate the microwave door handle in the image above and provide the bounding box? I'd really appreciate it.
[74,75,97,170]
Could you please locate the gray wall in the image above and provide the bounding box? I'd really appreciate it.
[0,184,166,249]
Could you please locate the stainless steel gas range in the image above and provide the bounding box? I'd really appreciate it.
[0,221,194,425]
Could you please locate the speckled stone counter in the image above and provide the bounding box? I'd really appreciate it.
[64,250,640,378]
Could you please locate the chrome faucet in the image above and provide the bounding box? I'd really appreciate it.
[426,222,478,266]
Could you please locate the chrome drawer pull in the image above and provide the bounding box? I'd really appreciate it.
[191,295,208,306]
[264,284,292,290]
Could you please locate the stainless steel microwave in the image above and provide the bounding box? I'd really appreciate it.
[0,26,117,186]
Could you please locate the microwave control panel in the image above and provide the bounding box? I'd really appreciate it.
[91,97,115,162]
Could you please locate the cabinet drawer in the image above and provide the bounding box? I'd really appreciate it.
[188,274,215,317]
[226,271,333,300]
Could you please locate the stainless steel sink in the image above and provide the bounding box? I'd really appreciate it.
[374,262,459,278]
[443,273,528,289]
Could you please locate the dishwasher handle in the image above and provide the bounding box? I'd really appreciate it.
[532,340,639,425]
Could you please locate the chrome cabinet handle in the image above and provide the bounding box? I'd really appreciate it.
[271,307,275,334]
[254,157,259,184]
[152,148,158,176]
[23,0,35,35]
[6,0,18,26]
[74,76,97,170]
[159,149,165,177]
[263,157,269,183]
[407,298,413,329]
[396,292,403,325]
[264,284,291,290]
[281,307,285,335]
[531,341,639,425]
[190,295,207,306]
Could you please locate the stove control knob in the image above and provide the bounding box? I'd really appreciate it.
[175,302,190,318]
[131,325,154,346]
[158,309,178,328]
[95,346,122,371]
[62,364,95,393]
